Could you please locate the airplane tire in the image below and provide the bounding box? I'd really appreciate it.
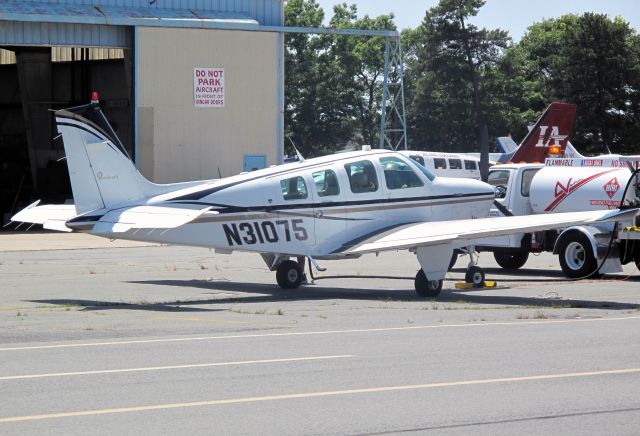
[414,270,443,298]
[557,232,598,278]
[493,251,529,269]
[465,266,485,287]
[276,260,303,289]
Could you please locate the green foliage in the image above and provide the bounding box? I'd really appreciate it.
[511,13,640,154]
[284,0,640,157]
[405,0,515,154]
[284,0,394,155]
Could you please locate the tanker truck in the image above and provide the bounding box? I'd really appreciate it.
[473,157,640,278]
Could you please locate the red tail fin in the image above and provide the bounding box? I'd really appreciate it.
[509,102,577,163]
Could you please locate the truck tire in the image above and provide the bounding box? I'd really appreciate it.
[493,251,529,269]
[557,232,598,278]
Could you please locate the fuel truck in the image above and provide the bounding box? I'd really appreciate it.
[474,157,640,278]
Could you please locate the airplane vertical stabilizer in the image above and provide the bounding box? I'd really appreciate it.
[55,102,162,214]
[506,102,577,163]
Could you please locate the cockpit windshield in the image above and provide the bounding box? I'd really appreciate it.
[407,156,436,181]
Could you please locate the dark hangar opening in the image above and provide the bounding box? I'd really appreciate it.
[0,45,134,227]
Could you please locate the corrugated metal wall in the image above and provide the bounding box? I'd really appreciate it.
[17,0,283,26]
[0,48,15,64]
[0,47,124,65]
[0,22,132,48]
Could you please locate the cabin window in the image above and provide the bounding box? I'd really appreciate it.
[520,168,540,197]
[313,169,340,197]
[280,176,308,200]
[433,158,446,169]
[464,160,477,170]
[409,155,425,166]
[448,159,462,169]
[380,156,424,189]
[344,160,378,193]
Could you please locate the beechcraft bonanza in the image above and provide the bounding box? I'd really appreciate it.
[10,98,640,297]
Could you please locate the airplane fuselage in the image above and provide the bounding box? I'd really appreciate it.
[69,150,495,257]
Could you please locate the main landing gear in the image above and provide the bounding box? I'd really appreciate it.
[275,260,304,289]
[413,247,486,298]
[414,270,443,298]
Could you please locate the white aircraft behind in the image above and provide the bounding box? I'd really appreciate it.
[10,98,640,297]
[401,102,579,179]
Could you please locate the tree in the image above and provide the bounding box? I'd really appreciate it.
[511,14,640,154]
[406,0,510,179]
[327,4,396,147]
[284,1,397,156]
[285,0,354,157]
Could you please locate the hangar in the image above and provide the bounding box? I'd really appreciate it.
[0,1,403,226]
[0,0,285,224]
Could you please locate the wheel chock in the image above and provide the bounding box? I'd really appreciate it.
[455,280,497,289]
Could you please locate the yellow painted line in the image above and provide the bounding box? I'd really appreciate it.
[2,315,640,352]
[1,367,639,423]
[0,355,353,381]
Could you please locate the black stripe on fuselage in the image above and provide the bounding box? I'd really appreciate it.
[168,151,393,201]
[168,192,493,214]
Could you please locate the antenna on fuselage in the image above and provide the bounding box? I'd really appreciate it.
[288,137,305,163]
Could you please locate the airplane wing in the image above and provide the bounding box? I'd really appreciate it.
[91,205,212,234]
[11,202,212,234]
[9,201,77,232]
[338,208,639,255]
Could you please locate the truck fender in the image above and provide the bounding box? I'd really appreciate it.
[552,226,599,256]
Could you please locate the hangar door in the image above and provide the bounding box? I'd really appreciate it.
[0,21,133,226]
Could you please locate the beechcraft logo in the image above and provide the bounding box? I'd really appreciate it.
[535,125,568,148]
[603,177,620,198]
[96,171,118,181]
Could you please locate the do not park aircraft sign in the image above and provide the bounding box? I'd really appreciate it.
[194,67,225,108]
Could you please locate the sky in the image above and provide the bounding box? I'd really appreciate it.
[314,0,640,41]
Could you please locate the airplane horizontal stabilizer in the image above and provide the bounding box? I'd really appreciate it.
[91,206,212,234]
[339,208,640,255]
[10,201,77,232]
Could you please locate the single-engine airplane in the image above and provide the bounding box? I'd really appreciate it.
[10,97,640,297]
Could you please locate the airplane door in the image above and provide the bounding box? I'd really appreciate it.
[310,167,347,255]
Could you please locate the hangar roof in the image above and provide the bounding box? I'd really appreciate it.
[0,0,282,48]
[0,1,260,29]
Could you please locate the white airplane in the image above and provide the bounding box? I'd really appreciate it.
[10,98,640,297]
[401,102,578,179]
[400,150,481,179]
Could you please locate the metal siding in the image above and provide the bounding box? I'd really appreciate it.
[11,0,281,25]
[0,21,131,47]
[136,27,278,182]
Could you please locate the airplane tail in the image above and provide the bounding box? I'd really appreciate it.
[55,97,163,215]
[504,102,577,163]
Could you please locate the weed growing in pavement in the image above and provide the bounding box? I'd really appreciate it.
[534,311,548,319]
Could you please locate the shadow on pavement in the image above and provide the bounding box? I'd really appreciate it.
[101,278,640,312]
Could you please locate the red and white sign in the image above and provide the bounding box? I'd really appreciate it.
[193,67,224,108]
[603,177,620,198]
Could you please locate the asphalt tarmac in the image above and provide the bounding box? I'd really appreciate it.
[1,234,639,435]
